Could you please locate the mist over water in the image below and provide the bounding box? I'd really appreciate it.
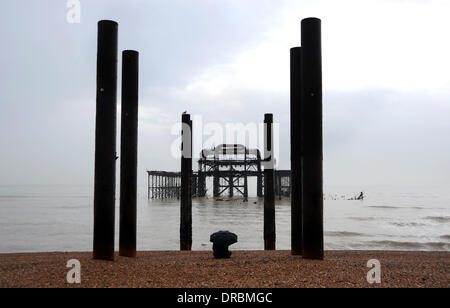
[0,184,448,253]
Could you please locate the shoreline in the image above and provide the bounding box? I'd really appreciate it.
[0,250,448,288]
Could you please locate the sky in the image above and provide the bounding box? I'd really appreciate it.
[0,0,449,188]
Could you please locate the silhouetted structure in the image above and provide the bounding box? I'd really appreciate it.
[93,20,118,261]
[290,46,303,255]
[198,144,263,201]
[119,50,139,258]
[300,18,324,260]
[180,114,193,251]
[147,171,181,199]
[147,168,290,200]
[264,114,276,250]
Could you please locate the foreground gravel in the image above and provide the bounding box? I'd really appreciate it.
[0,250,448,288]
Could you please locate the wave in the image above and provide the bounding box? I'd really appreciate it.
[390,222,428,227]
[368,240,450,250]
[369,205,431,210]
[425,216,450,223]
[349,217,375,221]
[325,231,367,237]
[440,235,450,241]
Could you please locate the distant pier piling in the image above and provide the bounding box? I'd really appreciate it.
[264,114,276,250]
[93,20,118,261]
[290,47,303,256]
[180,114,193,251]
[119,50,139,258]
[301,18,324,260]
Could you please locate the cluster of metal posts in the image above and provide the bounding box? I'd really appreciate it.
[93,18,323,258]
[264,114,276,250]
[180,114,193,251]
[93,20,139,260]
[147,172,181,199]
[290,18,324,260]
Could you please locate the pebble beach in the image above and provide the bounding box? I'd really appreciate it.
[0,250,448,288]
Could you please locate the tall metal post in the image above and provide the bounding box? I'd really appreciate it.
[301,18,324,260]
[93,20,118,261]
[180,114,192,250]
[119,50,139,257]
[290,47,303,255]
[264,114,275,250]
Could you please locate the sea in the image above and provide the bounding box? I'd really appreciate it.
[0,184,448,253]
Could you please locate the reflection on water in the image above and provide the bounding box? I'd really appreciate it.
[0,185,449,253]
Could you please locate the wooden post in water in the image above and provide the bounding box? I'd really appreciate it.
[93,20,118,261]
[290,46,303,256]
[264,114,276,250]
[119,50,139,258]
[301,18,324,260]
[180,114,193,250]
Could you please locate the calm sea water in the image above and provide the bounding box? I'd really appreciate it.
[0,184,448,253]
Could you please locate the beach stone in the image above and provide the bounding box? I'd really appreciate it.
[210,231,238,259]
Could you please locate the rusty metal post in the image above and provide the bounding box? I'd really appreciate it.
[213,175,220,197]
[198,171,206,197]
[93,20,118,261]
[257,164,263,198]
[119,50,139,258]
[290,46,303,256]
[180,114,192,250]
[301,18,324,260]
[264,114,275,250]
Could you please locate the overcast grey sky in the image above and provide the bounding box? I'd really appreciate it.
[0,0,449,187]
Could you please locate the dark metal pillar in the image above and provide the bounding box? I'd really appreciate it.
[257,160,263,197]
[264,114,275,250]
[213,174,220,198]
[229,168,234,198]
[180,114,192,250]
[119,50,139,258]
[301,18,324,260]
[93,20,118,261]
[290,47,303,256]
[198,171,206,197]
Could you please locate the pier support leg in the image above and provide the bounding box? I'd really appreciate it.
[301,18,324,260]
[180,114,193,251]
[93,20,118,261]
[198,172,206,197]
[264,114,276,250]
[213,174,220,198]
[229,169,234,198]
[119,50,139,258]
[257,164,263,198]
[290,46,303,256]
[243,174,248,202]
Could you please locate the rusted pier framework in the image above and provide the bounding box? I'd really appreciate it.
[147,143,291,200]
[147,171,182,199]
[147,169,290,200]
[198,144,262,201]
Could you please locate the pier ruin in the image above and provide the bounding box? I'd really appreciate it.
[147,144,291,201]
